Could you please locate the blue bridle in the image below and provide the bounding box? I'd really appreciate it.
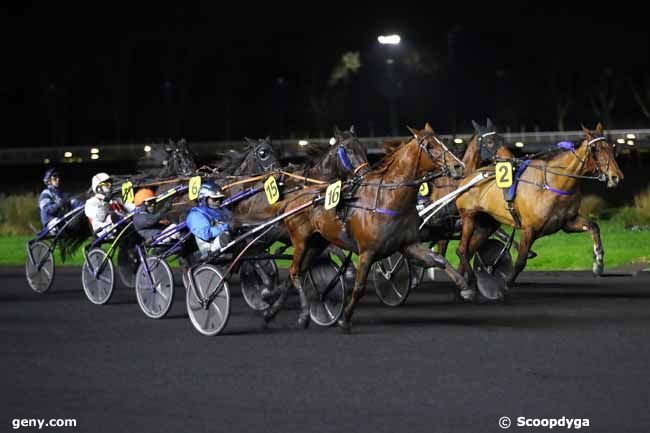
[338,146,353,171]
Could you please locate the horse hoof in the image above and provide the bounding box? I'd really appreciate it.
[297,315,310,329]
[337,319,352,334]
[460,288,477,302]
[593,262,604,276]
[261,288,280,303]
[263,309,276,324]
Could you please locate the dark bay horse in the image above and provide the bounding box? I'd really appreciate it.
[137,139,197,178]
[226,126,369,217]
[276,125,469,332]
[224,127,370,325]
[455,123,624,290]
[209,137,280,176]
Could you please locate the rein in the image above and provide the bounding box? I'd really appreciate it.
[341,134,455,216]
[511,137,610,195]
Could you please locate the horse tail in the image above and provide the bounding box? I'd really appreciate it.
[58,217,93,263]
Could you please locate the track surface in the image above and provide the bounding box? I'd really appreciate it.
[2,267,650,433]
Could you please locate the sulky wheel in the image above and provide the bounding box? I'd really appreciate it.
[82,248,115,305]
[135,257,175,319]
[305,257,346,327]
[186,264,230,336]
[372,252,413,307]
[25,241,55,294]
[473,239,513,301]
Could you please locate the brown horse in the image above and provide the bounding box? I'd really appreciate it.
[276,124,469,332]
[423,119,514,256]
[455,123,624,292]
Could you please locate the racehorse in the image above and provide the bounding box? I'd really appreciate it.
[455,123,624,291]
[209,137,279,176]
[423,119,514,256]
[138,139,197,178]
[274,124,469,332]
[226,126,369,216]
[223,126,370,325]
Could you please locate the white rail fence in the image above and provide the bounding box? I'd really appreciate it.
[2,129,648,165]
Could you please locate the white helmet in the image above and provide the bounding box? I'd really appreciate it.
[91,172,112,193]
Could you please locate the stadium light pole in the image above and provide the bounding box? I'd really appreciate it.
[378,34,401,136]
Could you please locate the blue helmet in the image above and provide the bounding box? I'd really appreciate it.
[43,168,61,185]
[197,181,225,204]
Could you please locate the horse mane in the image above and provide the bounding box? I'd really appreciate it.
[526,140,584,161]
[374,138,416,174]
[210,148,249,174]
[304,141,332,160]
[137,140,196,178]
[303,131,365,167]
[383,139,405,156]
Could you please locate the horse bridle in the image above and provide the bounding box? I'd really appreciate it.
[416,132,465,179]
[477,131,505,162]
[336,136,369,176]
[567,136,611,182]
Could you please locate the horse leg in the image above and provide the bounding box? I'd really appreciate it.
[506,228,536,287]
[494,227,537,259]
[436,240,449,258]
[338,250,374,334]
[326,245,356,282]
[403,243,472,299]
[456,212,477,285]
[287,243,318,329]
[263,279,290,324]
[563,215,604,276]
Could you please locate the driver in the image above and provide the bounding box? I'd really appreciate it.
[84,172,135,237]
[39,168,83,229]
[186,181,234,258]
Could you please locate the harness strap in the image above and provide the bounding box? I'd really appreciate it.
[544,185,575,195]
[278,170,326,185]
[222,174,267,190]
[506,159,531,199]
[344,203,400,217]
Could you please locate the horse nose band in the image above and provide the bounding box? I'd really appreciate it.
[353,162,369,175]
[337,137,369,176]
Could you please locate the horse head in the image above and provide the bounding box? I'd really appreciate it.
[330,125,369,178]
[407,123,465,178]
[238,137,279,174]
[165,138,197,177]
[580,123,624,188]
[470,118,509,165]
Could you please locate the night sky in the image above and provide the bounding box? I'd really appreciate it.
[2,3,649,147]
